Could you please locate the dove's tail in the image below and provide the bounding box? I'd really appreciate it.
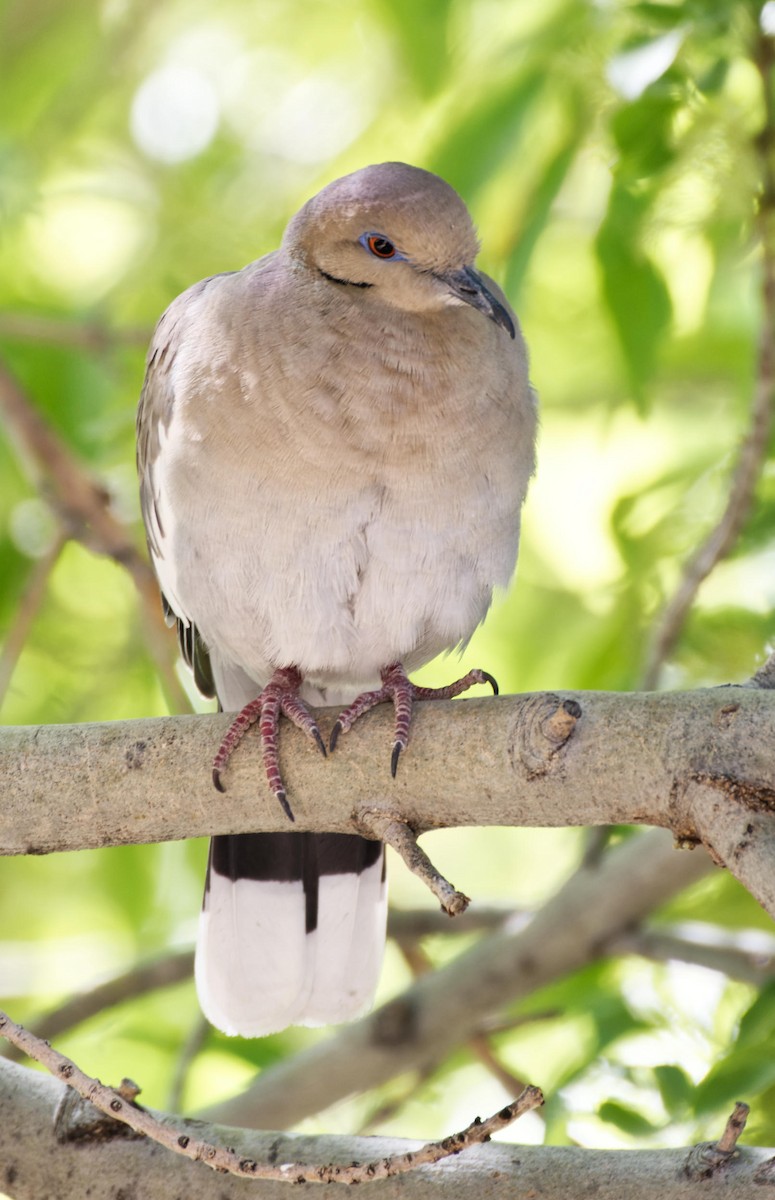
[195,831,387,1037]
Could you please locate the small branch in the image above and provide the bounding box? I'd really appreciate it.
[0,950,195,1062]
[8,1057,774,1199]
[0,312,149,351]
[748,650,775,689]
[609,926,775,986]
[716,1102,750,1155]
[642,323,774,688]
[684,1102,750,1180]
[167,1015,209,1113]
[468,1035,526,1098]
[0,528,67,708]
[1,912,517,1064]
[0,359,189,713]
[688,777,775,919]
[0,1011,543,1184]
[642,30,775,690]
[388,904,516,941]
[358,810,470,915]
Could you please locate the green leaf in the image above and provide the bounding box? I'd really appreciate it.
[596,185,672,402]
[504,114,586,300]
[610,92,681,180]
[694,1046,775,1116]
[428,68,546,201]
[598,1101,662,1136]
[588,995,648,1049]
[629,3,691,30]
[371,0,455,96]
[736,981,775,1050]
[697,57,730,95]
[654,1064,694,1115]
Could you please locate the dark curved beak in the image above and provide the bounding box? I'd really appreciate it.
[439,265,516,339]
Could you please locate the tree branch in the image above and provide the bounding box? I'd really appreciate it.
[0,1012,543,1184]
[2,1057,771,1199]
[0,528,66,707]
[3,688,773,849]
[5,693,772,1131]
[0,359,189,712]
[0,949,196,1063]
[0,909,516,1064]
[0,311,149,351]
[641,24,775,690]
[609,926,775,985]
[3,688,774,907]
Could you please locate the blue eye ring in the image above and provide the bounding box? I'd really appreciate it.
[360,233,404,260]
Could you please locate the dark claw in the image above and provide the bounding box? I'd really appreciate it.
[482,671,499,696]
[212,768,225,794]
[390,741,403,779]
[276,790,296,823]
[329,720,342,753]
[313,728,327,758]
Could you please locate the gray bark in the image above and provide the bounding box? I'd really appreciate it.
[3,686,774,851]
[2,1058,773,1199]
[3,690,774,1196]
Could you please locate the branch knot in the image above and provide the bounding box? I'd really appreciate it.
[510,694,582,778]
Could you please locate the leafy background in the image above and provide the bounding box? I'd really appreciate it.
[2,0,775,1164]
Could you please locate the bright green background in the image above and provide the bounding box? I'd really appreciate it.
[2,0,775,1152]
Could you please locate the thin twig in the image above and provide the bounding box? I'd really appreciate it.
[0,312,149,351]
[609,926,775,986]
[1,911,518,1062]
[0,359,189,712]
[0,528,67,709]
[397,939,434,976]
[642,32,775,690]
[0,1010,543,1184]
[717,1102,750,1155]
[0,950,195,1062]
[358,1065,438,1134]
[357,810,470,916]
[468,1035,526,1097]
[394,920,530,1099]
[684,1101,750,1180]
[388,905,515,941]
[166,1014,209,1113]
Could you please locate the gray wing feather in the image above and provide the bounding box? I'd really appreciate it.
[137,278,226,700]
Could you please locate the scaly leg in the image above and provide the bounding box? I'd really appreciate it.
[211,666,325,822]
[330,662,498,775]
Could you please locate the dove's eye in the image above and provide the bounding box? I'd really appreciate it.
[361,234,399,259]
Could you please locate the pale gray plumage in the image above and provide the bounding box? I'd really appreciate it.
[137,162,537,1038]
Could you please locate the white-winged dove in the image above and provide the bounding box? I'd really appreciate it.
[137,162,536,1038]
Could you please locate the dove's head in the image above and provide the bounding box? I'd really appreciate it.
[282,162,515,338]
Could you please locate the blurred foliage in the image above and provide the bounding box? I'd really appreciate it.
[2,0,775,1162]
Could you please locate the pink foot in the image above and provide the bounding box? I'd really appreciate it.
[212,666,325,822]
[329,662,498,776]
